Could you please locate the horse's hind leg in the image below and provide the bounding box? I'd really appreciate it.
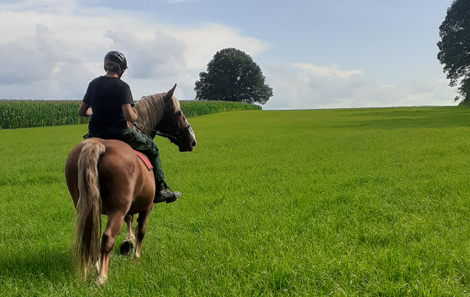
[120,214,136,256]
[135,206,153,259]
[97,212,124,285]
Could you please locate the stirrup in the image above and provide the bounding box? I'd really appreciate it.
[153,185,181,204]
[164,187,181,203]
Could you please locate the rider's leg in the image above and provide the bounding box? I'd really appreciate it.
[122,129,181,203]
[145,147,181,203]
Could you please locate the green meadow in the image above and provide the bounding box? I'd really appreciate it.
[1,106,470,296]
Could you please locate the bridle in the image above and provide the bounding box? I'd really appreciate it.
[131,111,192,146]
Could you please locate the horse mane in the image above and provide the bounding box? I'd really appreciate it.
[132,92,180,138]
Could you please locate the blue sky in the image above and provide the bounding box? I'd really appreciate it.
[0,0,458,109]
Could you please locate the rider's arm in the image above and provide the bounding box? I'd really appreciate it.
[78,102,92,117]
[122,103,138,122]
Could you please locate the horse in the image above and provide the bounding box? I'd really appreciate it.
[64,84,196,285]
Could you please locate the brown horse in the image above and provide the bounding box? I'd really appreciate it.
[64,84,196,285]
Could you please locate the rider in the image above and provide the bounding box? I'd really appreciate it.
[77,50,181,204]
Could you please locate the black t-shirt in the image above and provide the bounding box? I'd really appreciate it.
[83,76,134,128]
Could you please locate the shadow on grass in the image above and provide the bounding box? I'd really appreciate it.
[0,247,75,283]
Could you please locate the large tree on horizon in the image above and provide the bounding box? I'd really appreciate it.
[194,48,273,105]
[437,0,470,104]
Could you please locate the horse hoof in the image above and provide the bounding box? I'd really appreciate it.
[120,239,135,256]
[96,275,107,285]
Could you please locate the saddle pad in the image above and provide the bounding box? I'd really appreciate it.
[134,150,153,171]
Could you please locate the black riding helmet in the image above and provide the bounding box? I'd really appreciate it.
[104,51,128,76]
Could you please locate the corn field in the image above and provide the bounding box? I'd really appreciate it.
[179,100,260,118]
[0,100,261,129]
[0,100,89,129]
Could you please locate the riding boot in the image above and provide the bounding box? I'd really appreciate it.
[153,181,181,204]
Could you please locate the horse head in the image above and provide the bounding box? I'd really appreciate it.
[155,84,197,152]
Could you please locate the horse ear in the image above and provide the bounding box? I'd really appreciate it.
[163,84,177,110]
[164,84,177,101]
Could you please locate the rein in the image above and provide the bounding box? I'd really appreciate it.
[131,115,192,145]
[131,121,176,141]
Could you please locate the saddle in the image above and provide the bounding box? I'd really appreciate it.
[134,150,153,171]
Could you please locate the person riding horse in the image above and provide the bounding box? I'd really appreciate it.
[77,50,180,203]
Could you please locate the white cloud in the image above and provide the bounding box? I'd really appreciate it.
[263,62,458,110]
[171,24,269,71]
[293,63,362,79]
[0,22,94,99]
[0,2,269,100]
[104,29,186,80]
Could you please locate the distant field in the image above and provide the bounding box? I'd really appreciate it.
[0,100,261,129]
[1,106,470,295]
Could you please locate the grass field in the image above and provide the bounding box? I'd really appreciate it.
[1,106,470,295]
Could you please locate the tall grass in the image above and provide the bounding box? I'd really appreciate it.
[0,100,260,129]
[1,106,470,295]
[0,100,88,129]
[179,100,261,118]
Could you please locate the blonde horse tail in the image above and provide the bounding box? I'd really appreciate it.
[74,139,106,279]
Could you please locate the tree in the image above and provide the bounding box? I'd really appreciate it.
[437,0,470,104]
[194,48,273,105]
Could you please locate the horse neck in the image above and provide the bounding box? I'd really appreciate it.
[132,94,166,139]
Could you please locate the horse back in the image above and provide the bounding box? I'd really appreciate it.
[65,138,155,215]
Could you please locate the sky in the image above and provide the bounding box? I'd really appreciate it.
[0,0,459,110]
